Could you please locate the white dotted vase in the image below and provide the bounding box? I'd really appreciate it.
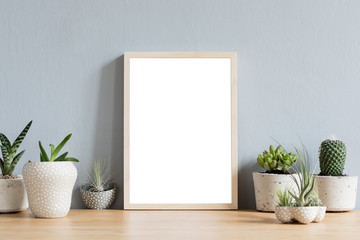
[316,176,358,211]
[80,186,116,209]
[22,162,77,218]
[253,172,298,212]
[275,206,326,224]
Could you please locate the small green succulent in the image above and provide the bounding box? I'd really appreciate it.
[39,133,79,162]
[257,145,297,173]
[0,121,32,176]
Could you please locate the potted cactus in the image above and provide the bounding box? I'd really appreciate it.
[316,138,358,211]
[275,143,326,224]
[80,159,116,209]
[22,133,79,218]
[0,121,32,213]
[253,144,297,212]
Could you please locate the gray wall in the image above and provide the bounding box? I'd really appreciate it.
[1,0,359,209]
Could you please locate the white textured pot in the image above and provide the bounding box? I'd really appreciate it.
[22,162,77,218]
[316,175,358,211]
[253,172,298,212]
[80,186,116,209]
[275,206,326,224]
[0,176,28,212]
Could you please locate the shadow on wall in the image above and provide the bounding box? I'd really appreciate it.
[89,56,124,209]
[238,160,258,209]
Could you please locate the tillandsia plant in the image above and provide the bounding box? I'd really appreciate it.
[38,133,79,162]
[83,158,113,192]
[289,143,322,207]
[257,145,297,173]
[319,138,346,176]
[275,189,294,207]
[0,121,32,176]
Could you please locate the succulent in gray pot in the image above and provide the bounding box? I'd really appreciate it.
[80,159,116,209]
[0,121,32,213]
[22,134,79,218]
[253,144,298,212]
[316,138,358,211]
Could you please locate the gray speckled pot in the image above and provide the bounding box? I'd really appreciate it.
[275,206,326,224]
[253,172,298,212]
[0,176,28,213]
[316,175,358,212]
[80,186,116,209]
[23,162,77,218]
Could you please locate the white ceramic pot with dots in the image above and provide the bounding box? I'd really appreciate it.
[22,162,77,218]
[275,206,326,224]
[0,176,28,212]
[80,186,116,209]
[253,172,298,212]
[316,175,358,211]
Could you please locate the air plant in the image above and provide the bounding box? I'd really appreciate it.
[83,159,113,192]
[275,189,294,207]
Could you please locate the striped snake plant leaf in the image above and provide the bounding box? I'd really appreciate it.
[0,157,4,173]
[10,150,25,170]
[50,134,72,161]
[54,152,68,161]
[0,133,11,152]
[39,141,50,162]
[0,145,10,171]
[10,121,32,158]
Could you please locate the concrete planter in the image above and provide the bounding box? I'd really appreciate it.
[0,176,28,212]
[80,186,116,209]
[253,172,297,212]
[23,162,77,218]
[275,206,326,224]
[316,175,358,211]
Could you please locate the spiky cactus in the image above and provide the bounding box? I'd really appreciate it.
[319,139,346,175]
[0,121,32,176]
[257,145,297,173]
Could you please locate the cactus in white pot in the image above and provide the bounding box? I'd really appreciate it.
[23,134,79,218]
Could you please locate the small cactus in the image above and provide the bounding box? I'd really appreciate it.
[319,139,346,175]
[257,145,297,173]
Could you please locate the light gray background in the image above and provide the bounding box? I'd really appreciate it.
[1,0,359,209]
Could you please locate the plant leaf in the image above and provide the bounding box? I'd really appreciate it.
[0,145,10,171]
[10,150,25,170]
[10,120,32,157]
[39,141,49,162]
[50,134,72,161]
[63,157,79,162]
[0,133,11,152]
[50,144,55,155]
[0,157,4,174]
[54,152,68,161]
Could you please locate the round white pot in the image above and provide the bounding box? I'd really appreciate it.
[80,186,116,209]
[316,175,358,211]
[0,176,28,212]
[22,162,77,218]
[253,172,298,212]
[275,206,326,224]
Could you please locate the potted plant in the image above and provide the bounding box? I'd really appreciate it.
[253,144,297,212]
[0,121,32,213]
[316,138,358,211]
[275,143,326,224]
[80,159,116,209]
[22,133,79,218]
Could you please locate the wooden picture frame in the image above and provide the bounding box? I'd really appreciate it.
[124,52,238,209]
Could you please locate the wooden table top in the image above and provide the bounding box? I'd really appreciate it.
[0,210,358,240]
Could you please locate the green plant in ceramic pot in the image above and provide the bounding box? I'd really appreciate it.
[253,144,297,212]
[0,121,32,212]
[22,133,79,218]
[316,137,358,211]
[275,143,326,224]
[80,159,116,209]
